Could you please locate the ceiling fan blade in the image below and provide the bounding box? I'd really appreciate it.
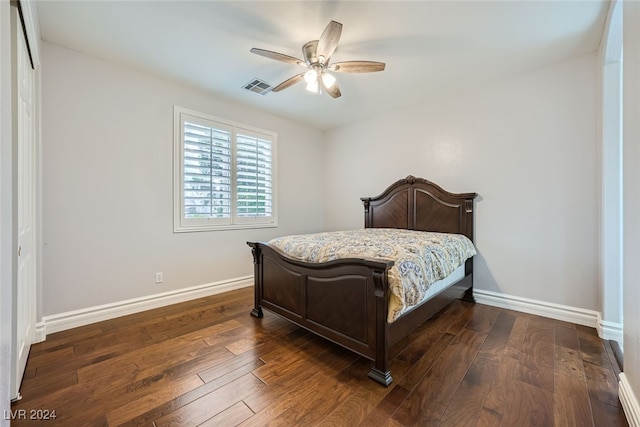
[316,20,342,62]
[272,73,305,92]
[250,48,305,66]
[330,61,386,73]
[324,80,342,99]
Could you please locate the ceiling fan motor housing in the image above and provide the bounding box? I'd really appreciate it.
[303,40,320,65]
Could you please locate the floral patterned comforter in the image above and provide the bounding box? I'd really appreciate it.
[268,228,476,322]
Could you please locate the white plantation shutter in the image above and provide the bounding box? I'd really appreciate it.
[235,131,273,220]
[183,121,232,220]
[174,107,277,232]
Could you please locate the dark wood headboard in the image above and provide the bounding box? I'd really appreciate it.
[361,175,477,242]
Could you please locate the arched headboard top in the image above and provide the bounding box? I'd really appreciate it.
[361,175,478,241]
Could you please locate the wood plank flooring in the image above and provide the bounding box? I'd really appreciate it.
[10,287,628,426]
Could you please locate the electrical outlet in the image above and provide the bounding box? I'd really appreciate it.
[155,272,163,284]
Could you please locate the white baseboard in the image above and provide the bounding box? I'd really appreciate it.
[474,289,600,330]
[620,373,640,427]
[34,322,46,343]
[39,276,253,337]
[597,315,624,343]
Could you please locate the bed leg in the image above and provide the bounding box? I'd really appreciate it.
[248,243,264,318]
[462,289,476,303]
[461,261,476,303]
[368,368,392,387]
[462,286,476,304]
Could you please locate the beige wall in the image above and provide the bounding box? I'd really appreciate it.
[622,0,640,414]
[41,42,325,316]
[323,53,600,312]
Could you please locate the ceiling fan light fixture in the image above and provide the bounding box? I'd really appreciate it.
[306,79,319,94]
[304,69,318,84]
[322,72,336,89]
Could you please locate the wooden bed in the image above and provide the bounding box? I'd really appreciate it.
[247,176,477,386]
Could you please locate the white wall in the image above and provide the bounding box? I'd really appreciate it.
[0,0,13,423]
[41,42,325,316]
[324,53,599,311]
[622,0,640,415]
[598,0,623,341]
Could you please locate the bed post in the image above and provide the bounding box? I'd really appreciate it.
[368,269,393,386]
[461,199,476,303]
[248,243,264,318]
[362,198,371,227]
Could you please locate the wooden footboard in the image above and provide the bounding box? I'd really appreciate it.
[248,241,396,384]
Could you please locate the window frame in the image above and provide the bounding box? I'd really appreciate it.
[173,106,278,232]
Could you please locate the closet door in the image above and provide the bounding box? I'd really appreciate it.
[11,4,36,400]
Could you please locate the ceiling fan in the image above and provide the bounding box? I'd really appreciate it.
[250,20,385,98]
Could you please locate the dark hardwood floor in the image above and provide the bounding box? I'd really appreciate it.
[10,287,628,426]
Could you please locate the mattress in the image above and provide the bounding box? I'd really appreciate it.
[268,228,476,322]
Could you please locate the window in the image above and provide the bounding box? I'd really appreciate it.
[174,106,277,232]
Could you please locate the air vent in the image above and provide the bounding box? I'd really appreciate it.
[243,78,273,95]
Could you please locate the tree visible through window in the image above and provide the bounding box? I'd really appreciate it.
[174,107,277,232]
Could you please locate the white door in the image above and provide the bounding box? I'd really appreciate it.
[12,6,36,400]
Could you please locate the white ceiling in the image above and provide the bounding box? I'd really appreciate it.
[36,1,610,131]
